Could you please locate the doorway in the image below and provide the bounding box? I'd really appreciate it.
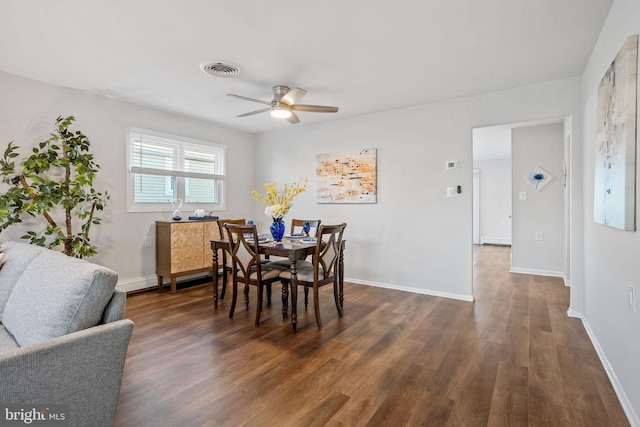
[472,127,513,247]
[472,119,569,295]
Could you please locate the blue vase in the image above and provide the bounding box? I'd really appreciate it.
[270,217,285,242]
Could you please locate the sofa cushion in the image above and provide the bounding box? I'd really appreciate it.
[1,249,118,347]
[0,242,46,320]
[0,325,19,351]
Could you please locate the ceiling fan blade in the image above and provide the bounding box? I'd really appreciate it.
[227,94,271,106]
[237,108,271,117]
[290,104,339,113]
[286,112,300,124]
[281,87,307,106]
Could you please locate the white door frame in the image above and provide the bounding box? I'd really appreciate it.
[473,169,480,245]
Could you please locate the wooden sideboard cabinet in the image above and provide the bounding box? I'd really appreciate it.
[155,220,221,293]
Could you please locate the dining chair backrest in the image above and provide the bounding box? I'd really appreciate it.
[290,219,321,237]
[313,223,346,280]
[217,218,246,242]
[224,223,262,281]
[214,219,247,301]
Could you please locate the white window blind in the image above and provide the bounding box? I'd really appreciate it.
[127,129,226,212]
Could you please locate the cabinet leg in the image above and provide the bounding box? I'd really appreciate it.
[171,278,177,294]
[157,276,163,291]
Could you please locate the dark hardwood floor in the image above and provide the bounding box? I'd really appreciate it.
[114,245,629,426]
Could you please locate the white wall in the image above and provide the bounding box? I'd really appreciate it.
[0,71,256,291]
[473,157,512,245]
[255,77,583,302]
[511,123,565,276]
[580,0,640,422]
[0,69,584,307]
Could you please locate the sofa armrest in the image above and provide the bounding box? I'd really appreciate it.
[101,288,127,324]
[0,319,134,427]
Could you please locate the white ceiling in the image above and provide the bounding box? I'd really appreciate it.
[0,0,612,134]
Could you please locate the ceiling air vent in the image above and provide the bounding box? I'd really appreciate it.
[200,61,241,78]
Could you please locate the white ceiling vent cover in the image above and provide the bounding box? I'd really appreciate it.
[200,61,241,78]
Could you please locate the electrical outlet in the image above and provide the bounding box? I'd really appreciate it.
[535,232,543,241]
[144,236,153,248]
[629,285,636,312]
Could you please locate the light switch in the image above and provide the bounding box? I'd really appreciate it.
[519,192,527,200]
[446,187,455,198]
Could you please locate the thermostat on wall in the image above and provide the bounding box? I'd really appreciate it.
[445,160,458,170]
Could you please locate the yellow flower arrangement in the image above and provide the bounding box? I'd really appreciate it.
[252,178,308,219]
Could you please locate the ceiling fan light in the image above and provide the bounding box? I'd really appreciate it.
[270,108,292,119]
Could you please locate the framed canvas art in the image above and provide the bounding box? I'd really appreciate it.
[594,34,638,231]
[525,166,554,191]
[316,148,377,203]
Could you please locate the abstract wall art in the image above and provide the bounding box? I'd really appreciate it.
[316,148,377,203]
[594,34,638,231]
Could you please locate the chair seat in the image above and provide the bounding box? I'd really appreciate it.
[248,264,287,281]
[279,263,324,283]
[269,257,290,267]
[271,258,312,268]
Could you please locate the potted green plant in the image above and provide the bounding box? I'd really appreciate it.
[0,116,109,258]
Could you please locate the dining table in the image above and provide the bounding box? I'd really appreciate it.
[211,237,337,332]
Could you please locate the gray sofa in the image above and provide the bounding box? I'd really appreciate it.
[0,241,134,427]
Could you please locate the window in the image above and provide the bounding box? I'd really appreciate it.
[126,128,226,212]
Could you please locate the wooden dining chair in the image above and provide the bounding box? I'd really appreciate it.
[216,218,246,300]
[270,219,321,269]
[225,223,286,326]
[279,223,346,328]
[290,219,321,237]
[217,218,274,305]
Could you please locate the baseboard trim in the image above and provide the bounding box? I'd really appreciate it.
[480,237,512,245]
[346,277,474,302]
[566,308,582,318]
[119,274,475,302]
[580,316,638,426]
[509,267,564,278]
[117,271,219,293]
[117,275,158,293]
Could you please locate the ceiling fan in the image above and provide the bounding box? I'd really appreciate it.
[227,86,339,124]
